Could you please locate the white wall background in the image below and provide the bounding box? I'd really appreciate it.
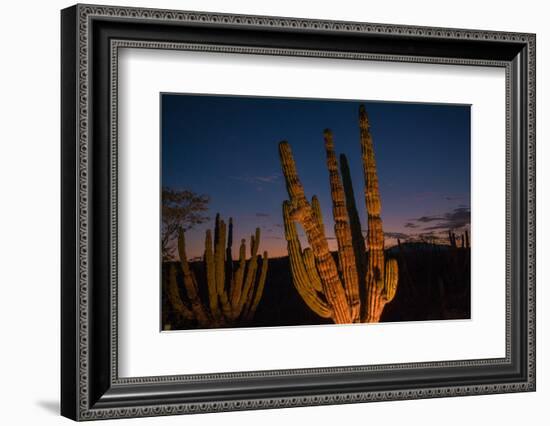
[0,0,546,424]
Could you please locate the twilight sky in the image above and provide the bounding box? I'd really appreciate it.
[162,94,471,259]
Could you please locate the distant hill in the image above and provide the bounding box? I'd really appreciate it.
[386,242,454,255]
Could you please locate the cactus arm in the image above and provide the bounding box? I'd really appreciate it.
[279,141,351,324]
[324,130,361,322]
[384,258,398,303]
[283,201,333,319]
[166,264,194,320]
[302,248,323,292]
[177,229,211,326]
[311,195,326,239]
[364,258,397,322]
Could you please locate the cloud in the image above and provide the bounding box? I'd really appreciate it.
[418,231,438,238]
[412,207,470,231]
[230,174,280,185]
[416,232,445,243]
[384,232,410,240]
[444,195,465,201]
[404,222,418,229]
[255,212,270,218]
[416,215,444,223]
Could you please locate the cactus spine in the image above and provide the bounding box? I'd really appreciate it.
[167,214,268,328]
[279,104,398,323]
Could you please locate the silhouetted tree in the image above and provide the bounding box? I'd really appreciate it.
[162,187,209,261]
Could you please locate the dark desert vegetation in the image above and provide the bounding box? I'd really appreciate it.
[163,233,470,329]
[383,230,470,322]
[161,187,210,262]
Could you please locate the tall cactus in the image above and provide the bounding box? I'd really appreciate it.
[166,214,269,328]
[279,104,398,323]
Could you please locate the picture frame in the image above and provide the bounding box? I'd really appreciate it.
[60,3,536,421]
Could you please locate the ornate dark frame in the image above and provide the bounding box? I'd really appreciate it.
[61,3,536,421]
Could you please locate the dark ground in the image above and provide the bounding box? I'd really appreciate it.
[162,242,470,330]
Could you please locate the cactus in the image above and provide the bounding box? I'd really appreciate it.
[448,229,470,249]
[279,104,398,323]
[448,231,457,248]
[166,214,268,328]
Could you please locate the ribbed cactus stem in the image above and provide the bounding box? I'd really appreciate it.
[243,252,269,321]
[324,129,361,322]
[177,230,211,325]
[358,105,398,322]
[230,239,247,307]
[226,217,234,284]
[214,215,225,298]
[239,228,261,312]
[448,230,457,248]
[167,263,194,320]
[204,230,221,321]
[360,106,384,276]
[216,218,233,319]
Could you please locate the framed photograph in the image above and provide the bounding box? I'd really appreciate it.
[61,4,536,421]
